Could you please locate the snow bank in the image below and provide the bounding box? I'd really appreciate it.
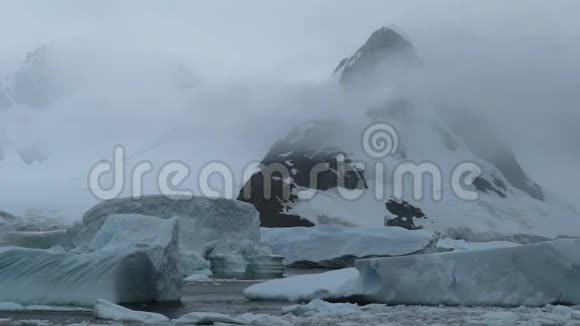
[261,225,437,267]
[93,299,169,324]
[0,214,181,305]
[244,268,359,302]
[0,229,71,249]
[356,238,580,306]
[79,195,261,275]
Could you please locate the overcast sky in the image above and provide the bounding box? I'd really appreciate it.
[0,1,578,218]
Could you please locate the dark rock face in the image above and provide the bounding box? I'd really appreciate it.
[334,27,419,85]
[384,197,427,230]
[238,122,367,227]
[473,177,507,198]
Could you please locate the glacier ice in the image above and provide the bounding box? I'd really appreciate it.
[79,195,261,276]
[0,214,181,306]
[181,250,212,280]
[355,238,580,306]
[208,239,285,279]
[88,214,183,301]
[81,195,260,248]
[261,225,437,268]
[0,247,163,306]
[246,239,580,307]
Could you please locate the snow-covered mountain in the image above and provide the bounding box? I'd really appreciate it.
[0,45,59,110]
[239,27,579,240]
[334,26,420,85]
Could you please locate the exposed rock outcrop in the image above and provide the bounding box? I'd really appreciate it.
[238,121,367,227]
[384,197,427,230]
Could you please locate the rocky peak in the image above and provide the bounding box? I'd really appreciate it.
[334,27,419,84]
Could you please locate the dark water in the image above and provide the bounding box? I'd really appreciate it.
[0,268,332,325]
[0,280,290,325]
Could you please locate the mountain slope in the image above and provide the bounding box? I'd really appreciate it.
[239,27,578,240]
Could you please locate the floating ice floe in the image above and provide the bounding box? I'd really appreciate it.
[282,299,361,317]
[0,211,71,232]
[173,312,245,325]
[0,229,71,249]
[0,214,181,305]
[237,313,293,326]
[208,240,285,279]
[261,225,437,268]
[181,250,212,280]
[183,273,211,282]
[244,268,360,302]
[78,195,261,276]
[247,238,580,307]
[93,299,170,324]
[0,302,90,312]
[356,238,580,306]
[435,238,521,252]
[172,311,292,326]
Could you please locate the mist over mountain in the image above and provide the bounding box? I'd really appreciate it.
[0,1,578,229]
